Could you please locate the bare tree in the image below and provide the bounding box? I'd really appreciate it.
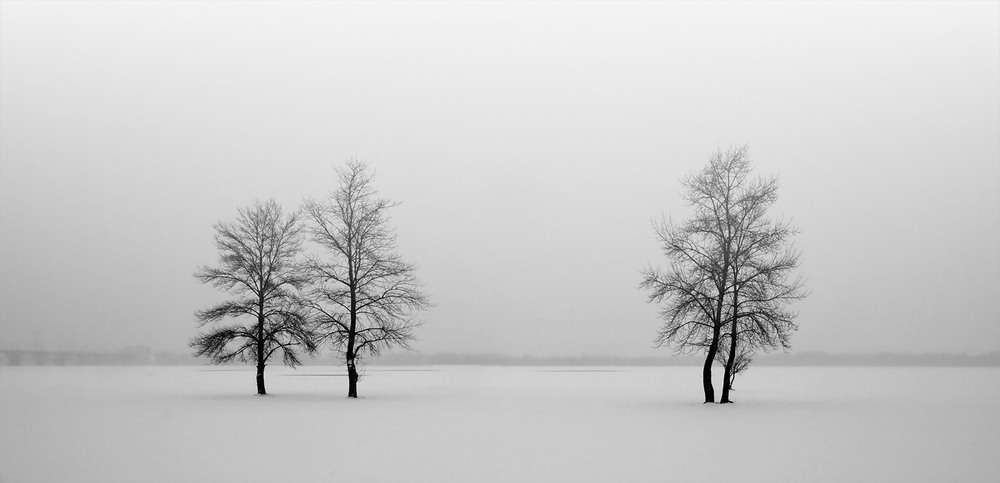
[642,145,804,403]
[192,199,316,395]
[302,160,430,398]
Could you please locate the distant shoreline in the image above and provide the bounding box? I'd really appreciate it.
[360,351,1000,368]
[2,350,998,367]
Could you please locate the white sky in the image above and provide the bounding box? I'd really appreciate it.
[1,1,998,356]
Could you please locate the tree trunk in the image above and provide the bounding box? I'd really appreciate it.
[720,330,737,402]
[347,278,358,398]
[702,248,731,404]
[721,289,740,404]
[256,306,266,395]
[702,324,721,403]
[256,362,266,395]
[720,346,734,403]
[347,357,358,398]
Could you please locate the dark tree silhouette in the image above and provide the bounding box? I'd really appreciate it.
[642,147,746,403]
[302,160,430,398]
[192,199,316,395]
[642,145,804,403]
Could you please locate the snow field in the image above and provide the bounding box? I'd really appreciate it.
[0,366,997,482]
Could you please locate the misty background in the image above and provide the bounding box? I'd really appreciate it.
[1,1,997,359]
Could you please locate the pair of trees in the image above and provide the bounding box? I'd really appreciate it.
[641,146,805,403]
[192,161,430,397]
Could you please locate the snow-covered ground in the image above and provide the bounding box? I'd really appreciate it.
[1,365,997,482]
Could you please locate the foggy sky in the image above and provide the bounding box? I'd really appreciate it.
[1,1,998,357]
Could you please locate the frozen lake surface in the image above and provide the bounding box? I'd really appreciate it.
[1,366,997,482]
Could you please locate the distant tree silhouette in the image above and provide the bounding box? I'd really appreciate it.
[192,199,316,395]
[642,146,804,403]
[302,160,430,398]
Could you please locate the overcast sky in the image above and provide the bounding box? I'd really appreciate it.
[1,1,998,358]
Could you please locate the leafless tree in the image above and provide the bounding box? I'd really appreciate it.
[642,145,804,403]
[192,199,316,395]
[302,160,430,398]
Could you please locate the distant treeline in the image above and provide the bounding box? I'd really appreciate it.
[754,351,1000,367]
[355,351,1000,367]
[366,352,704,367]
[4,349,999,367]
[0,348,201,366]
